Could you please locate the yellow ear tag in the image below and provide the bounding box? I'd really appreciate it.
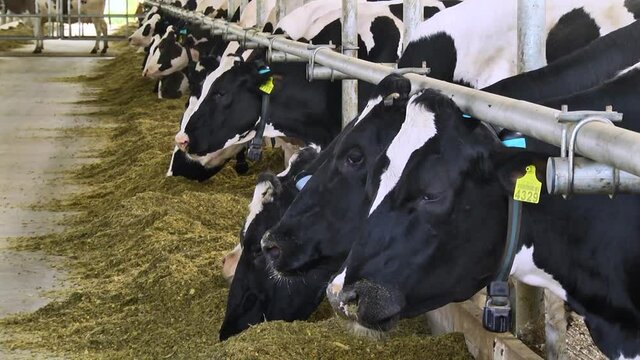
[513,165,542,204]
[259,77,274,94]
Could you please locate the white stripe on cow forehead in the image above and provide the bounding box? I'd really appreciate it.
[243,180,276,235]
[328,267,347,296]
[277,150,300,177]
[354,95,382,126]
[369,93,437,215]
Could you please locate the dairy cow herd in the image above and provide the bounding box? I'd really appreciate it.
[130,0,640,358]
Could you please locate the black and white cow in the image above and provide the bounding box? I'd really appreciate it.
[260,74,411,277]
[4,0,109,53]
[398,0,637,88]
[326,80,640,359]
[174,0,420,172]
[129,13,167,48]
[219,145,331,340]
[262,17,640,286]
[483,20,640,105]
[142,25,216,79]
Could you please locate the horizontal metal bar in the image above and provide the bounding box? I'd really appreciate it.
[145,0,640,178]
[307,65,350,81]
[0,35,127,40]
[547,157,640,195]
[0,13,134,18]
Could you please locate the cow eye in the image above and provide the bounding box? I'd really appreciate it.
[420,193,439,204]
[346,149,363,166]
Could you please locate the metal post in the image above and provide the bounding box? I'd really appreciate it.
[1,4,6,26]
[276,0,286,23]
[34,0,41,43]
[341,0,358,127]
[256,0,267,28]
[403,0,422,51]
[517,0,546,72]
[515,0,547,353]
[228,0,239,21]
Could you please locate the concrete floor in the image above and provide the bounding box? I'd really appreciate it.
[0,40,109,358]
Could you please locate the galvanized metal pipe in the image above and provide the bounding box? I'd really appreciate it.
[403,0,422,51]
[517,0,546,72]
[515,0,546,349]
[256,0,267,28]
[547,157,640,195]
[277,0,286,23]
[146,1,640,178]
[341,0,358,127]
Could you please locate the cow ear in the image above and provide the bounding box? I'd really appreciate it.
[492,148,547,195]
[256,172,283,198]
[379,74,411,104]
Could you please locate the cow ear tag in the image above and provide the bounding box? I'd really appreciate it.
[259,76,275,94]
[513,165,541,204]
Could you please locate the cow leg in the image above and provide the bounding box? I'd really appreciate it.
[32,19,43,54]
[544,290,568,360]
[91,19,100,54]
[100,19,108,54]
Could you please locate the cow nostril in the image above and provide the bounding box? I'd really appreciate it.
[221,256,226,266]
[341,288,358,304]
[264,244,281,262]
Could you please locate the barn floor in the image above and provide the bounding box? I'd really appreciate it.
[0,40,110,358]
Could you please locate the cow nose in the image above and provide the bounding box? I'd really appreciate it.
[260,231,281,263]
[128,37,132,43]
[340,288,358,305]
[142,69,148,77]
[329,285,359,320]
[175,133,190,150]
[263,243,281,263]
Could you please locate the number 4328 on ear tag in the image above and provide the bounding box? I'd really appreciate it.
[513,165,542,204]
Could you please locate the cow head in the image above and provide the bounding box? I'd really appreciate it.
[143,26,189,79]
[174,56,280,169]
[260,74,411,278]
[219,146,329,340]
[129,13,163,48]
[327,89,542,333]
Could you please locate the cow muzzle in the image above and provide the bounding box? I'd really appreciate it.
[328,279,405,333]
[175,132,190,152]
[260,231,282,265]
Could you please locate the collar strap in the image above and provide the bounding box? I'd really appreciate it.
[184,41,195,65]
[482,198,522,333]
[247,92,271,161]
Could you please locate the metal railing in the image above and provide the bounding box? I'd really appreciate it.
[0,0,138,42]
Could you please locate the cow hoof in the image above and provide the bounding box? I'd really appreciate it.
[90,48,98,54]
[33,48,42,54]
[234,161,249,175]
[101,47,108,55]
